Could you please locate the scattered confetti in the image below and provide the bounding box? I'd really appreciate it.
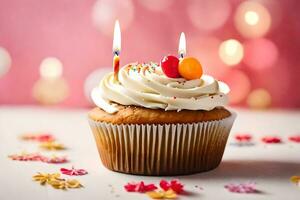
[146,189,177,199]
[235,134,252,142]
[224,182,258,193]
[33,173,61,185]
[261,136,282,144]
[39,141,66,150]
[160,180,184,194]
[33,172,82,190]
[290,176,300,187]
[60,167,88,176]
[21,133,55,142]
[124,181,157,193]
[8,152,68,164]
[288,135,300,143]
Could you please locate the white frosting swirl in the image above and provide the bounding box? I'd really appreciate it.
[91,63,230,113]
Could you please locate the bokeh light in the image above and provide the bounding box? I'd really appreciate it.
[32,78,69,105]
[40,57,63,79]
[92,0,134,36]
[188,0,231,32]
[0,47,12,78]
[247,88,272,109]
[190,37,228,78]
[219,39,244,66]
[84,67,111,102]
[138,0,174,11]
[235,1,271,38]
[244,38,278,70]
[222,69,251,104]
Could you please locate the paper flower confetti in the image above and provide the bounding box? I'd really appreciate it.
[124,181,157,193]
[224,182,258,193]
[288,135,300,143]
[8,152,68,164]
[146,189,177,199]
[160,179,184,194]
[21,133,55,142]
[8,152,45,161]
[60,167,88,176]
[33,172,82,190]
[235,134,252,142]
[39,141,66,150]
[261,136,282,144]
[33,173,61,185]
[290,176,300,187]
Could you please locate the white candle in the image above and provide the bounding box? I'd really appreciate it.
[178,32,186,58]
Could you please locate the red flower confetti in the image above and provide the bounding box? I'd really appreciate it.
[224,182,258,193]
[160,179,184,194]
[21,133,55,142]
[43,156,68,164]
[60,167,88,176]
[288,135,300,143]
[261,136,282,144]
[124,181,157,193]
[235,134,252,142]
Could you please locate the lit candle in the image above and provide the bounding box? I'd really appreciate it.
[178,32,186,59]
[113,20,121,81]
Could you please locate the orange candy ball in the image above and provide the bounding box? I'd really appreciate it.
[178,57,203,80]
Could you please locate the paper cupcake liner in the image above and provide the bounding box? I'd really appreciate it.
[89,113,236,176]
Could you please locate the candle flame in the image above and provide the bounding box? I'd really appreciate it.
[113,20,121,53]
[178,32,186,57]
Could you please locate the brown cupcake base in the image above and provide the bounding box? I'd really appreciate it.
[88,113,235,176]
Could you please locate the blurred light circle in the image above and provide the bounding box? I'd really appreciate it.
[92,0,134,36]
[188,0,231,31]
[190,37,228,78]
[84,67,111,102]
[223,69,251,104]
[0,47,12,77]
[138,0,174,11]
[247,88,272,109]
[244,38,278,70]
[219,39,244,66]
[234,1,271,38]
[244,11,259,25]
[40,57,63,79]
[32,78,69,105]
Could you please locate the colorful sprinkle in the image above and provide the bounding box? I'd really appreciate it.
[224,182,258,193]
[124,181,157,193]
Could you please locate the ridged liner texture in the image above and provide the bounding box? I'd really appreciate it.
[88,113,236,176]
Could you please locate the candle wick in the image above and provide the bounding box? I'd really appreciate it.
[114,51,120,56]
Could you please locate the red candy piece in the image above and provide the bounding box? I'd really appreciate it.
[160,179,184,194]
[160,55,180,78]
[235,134,252,142]
[288,135,300,143]
[261,136,282,144]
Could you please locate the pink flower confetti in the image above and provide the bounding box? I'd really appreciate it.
[60,167,88,176]
[124,181,157,193]
[21,133,55,142]
[8,152,68,164]
[288,135,300,143]
[261,136,282,144]
[235,134,252,142]
[160,179,184,194]
[224,182,258,193]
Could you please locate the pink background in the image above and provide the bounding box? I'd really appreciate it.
[0,0,299,108]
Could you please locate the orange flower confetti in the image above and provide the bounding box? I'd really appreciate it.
[146,189,177,199]
[39,141,66,150]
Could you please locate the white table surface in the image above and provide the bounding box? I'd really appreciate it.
[0,106,300,200]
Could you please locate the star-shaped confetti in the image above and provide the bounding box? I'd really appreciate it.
[290,176,300,187]
[288,135,300,143]
[8,152,45,161]
[224,182,258,193]
[160,180,184,194]
[261,136,282,144]
[33,173,61,185]
[146,189,177,199]
[60,167,88,176]
[39,141,66,150]
[124,181,157,193]
[20,133,55,142]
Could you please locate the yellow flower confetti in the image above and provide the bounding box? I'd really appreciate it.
[39,141,66,150]
[146,189,177,199]
[290,176,300,187]
[33,173,61,185]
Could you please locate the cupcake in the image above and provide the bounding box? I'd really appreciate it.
[88,58,235,176]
